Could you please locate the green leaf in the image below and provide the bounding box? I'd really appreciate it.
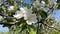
[14,5,17,10]
[39,10,47,19]
[57,4,60,9]
[16,17,26,26]
[20,23,27,32]
[29,27,36,34]
[8,11,15,17]
[57,0,60,9]
[6,17,14,22]
[29,25,36,34]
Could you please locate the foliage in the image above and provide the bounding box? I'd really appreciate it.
[0,0,60,34]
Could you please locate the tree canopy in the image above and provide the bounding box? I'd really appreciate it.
[0,0,60,34]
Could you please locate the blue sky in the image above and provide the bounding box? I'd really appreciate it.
[52,10,60,20]
[0,0,60,32]
[24,0,32,4]
[0,24,9,32]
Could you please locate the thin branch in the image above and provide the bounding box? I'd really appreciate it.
[42,23,60,31]
[0,21,16,25]
[42,4,60,31]
[36,13,40,34]
[0,13,16,25]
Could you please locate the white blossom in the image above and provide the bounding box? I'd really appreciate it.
[0,16,3,21]
[26,14,37,25]
[13,7,39,25]
[41,1,45,6]
[8,6,14,11]
[33,0,45,10]
[26,20,33,25]
[20,7,33,20]
[20,7,37,25]
[20,7,32,14]
[33,0,40,8]
[13,7,38,25]
[13,11,23,19]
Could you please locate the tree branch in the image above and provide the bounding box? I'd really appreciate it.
[42,23,60,31]
[42,4,60,31]
[0,21,16,25]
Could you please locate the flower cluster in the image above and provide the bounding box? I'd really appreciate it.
[33,0,45,8]
[33,0,45,11]
[8,6,14,11]
[13,7,38,25]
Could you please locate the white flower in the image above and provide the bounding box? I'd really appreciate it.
[20,8,33,20]
[41,1,45,6]
[20,7,33,20]
[26,14,37,25]
[14,7,37,25]
[33,0,40,7]
[23,14,31,20]
[8,6,14,11]
[20,7,37,25]
[0,16,3,21]
[20,7,32,14]
[13,11,23,19]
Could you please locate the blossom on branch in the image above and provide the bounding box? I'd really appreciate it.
[8,6,14,11]
[13,10,24,19]
[13,7,38,25]
[20,7,37,25]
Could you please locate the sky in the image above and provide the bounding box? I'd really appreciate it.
[0,24,9,32]
[0,0,60,32]
[52,10,60,21]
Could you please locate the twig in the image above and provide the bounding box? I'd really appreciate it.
[0,21,16,25]
[42,3,60,31]
[42,23,60,31]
